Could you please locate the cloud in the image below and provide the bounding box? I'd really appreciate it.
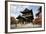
[10,5,40,19]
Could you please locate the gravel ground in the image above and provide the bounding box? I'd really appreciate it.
[11,23,41,29]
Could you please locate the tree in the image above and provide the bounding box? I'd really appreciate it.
[33,6,42,25]
[11,17,16,24]
[36,6,42,17]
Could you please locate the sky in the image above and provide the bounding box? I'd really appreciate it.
[10,5,40,19]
